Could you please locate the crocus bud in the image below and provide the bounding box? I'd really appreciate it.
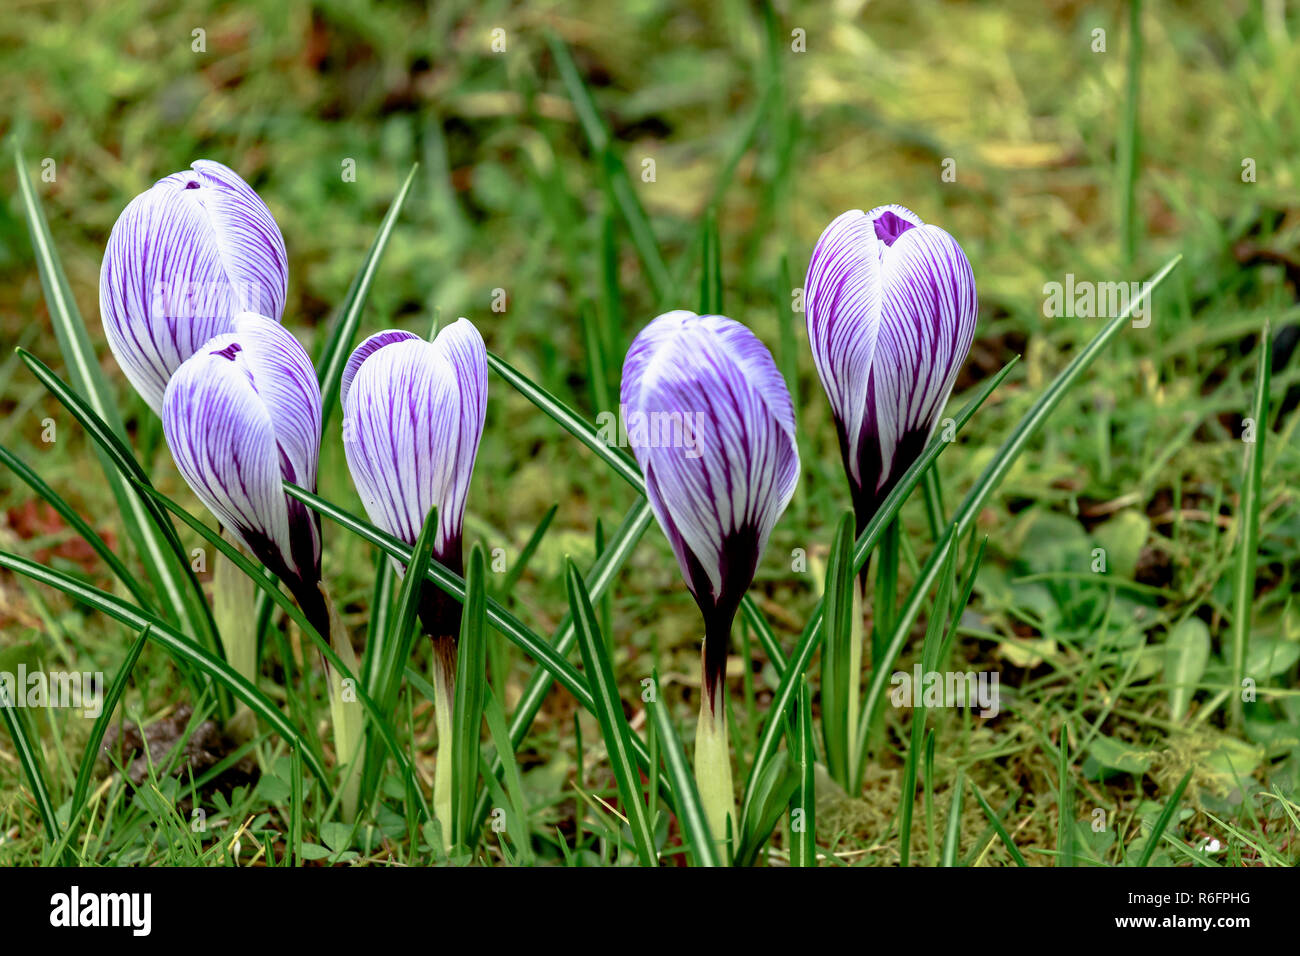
[101,160,288,414]
[341,319,487,631]
[162,313,324,631]
[621,310,799,849]
[341,318,486,834]
[805,204,977,529]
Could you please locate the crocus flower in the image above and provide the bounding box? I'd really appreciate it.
[621,310,799,846]
[340,318,488,599]
[162,312,324,633]
[340,318,487,833]
[101,160,288,414]
[805,204,977,531]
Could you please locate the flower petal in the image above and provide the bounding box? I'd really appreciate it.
[339,329,421,409]
[100,160,287,413]
[342,322,487,563]
[869,223,978,492]
[805,210,882,486]
[162,323,320,592]
[621,311,799,615]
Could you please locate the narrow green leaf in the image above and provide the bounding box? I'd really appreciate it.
[0,445,152,608]
[941,769,965,867]
[49,624,149,861]
[316,163,419,429]
[970,779,1027,866]
[0,679,60,842]
[818,510,855,787]
[1231,325,1270,728]
[649,679,720,867]
[1136,768,1193,867]
[790,677,816,867]
[482,685,535,865]
[1165,617,1210,722]
[451,544,488,851]
[546,32,672,303]
[566,560,657,866]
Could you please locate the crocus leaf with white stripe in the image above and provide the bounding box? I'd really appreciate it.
[100,159,288,414]
[805,204,977,528]
[162,313,325,631]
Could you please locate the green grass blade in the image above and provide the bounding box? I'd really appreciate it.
[496,503,558,599]
[790,677,816,867]
[450,545,488,853]
[1230,325,1271,728]
[316,163,419,429]
[898,525,958,866]
[648,679,720,867]
[481,685,535,865]
[360,505,437,805]
[699,207,722,314]
[50,624,149,861]
[545,31,672,303]
[970,779,1027,866]
[0,678,60,842]
[361,550,396,690]
[941,769,965,867]
[818,510,855,787]
[0,445,152,608]
[851,255,1183,778]
[566,560,657,866]
[471,498,657,831]
[1136,768,1193,867]
[0,551,334,797]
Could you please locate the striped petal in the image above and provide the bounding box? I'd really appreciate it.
[805,205,976,521]
[621,311,799,630]
[341,319,487,566]
[162,316,322,604]
[100,160,287,414]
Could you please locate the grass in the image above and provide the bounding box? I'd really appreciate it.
[1,0,1298,866]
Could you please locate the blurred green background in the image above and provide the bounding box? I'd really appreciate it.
[1,0,1298,864]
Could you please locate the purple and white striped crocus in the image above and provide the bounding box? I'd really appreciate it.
[162,312,325,633]
[340,318,486,832]
[805,204,977,531]
[621,310,799,845]
[101,160,288,414]
[340,319,488,617]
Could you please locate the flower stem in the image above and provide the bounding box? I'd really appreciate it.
[694,657,734,858]
[214,529,258,738]
[319,584,363,821]
[429,634,456,845]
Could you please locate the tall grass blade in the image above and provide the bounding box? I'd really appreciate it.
[566,560,657,866]
[451,545,488,853]
[1231,326,1270,728]
[648,679,720,867]
[316,163,419,429]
